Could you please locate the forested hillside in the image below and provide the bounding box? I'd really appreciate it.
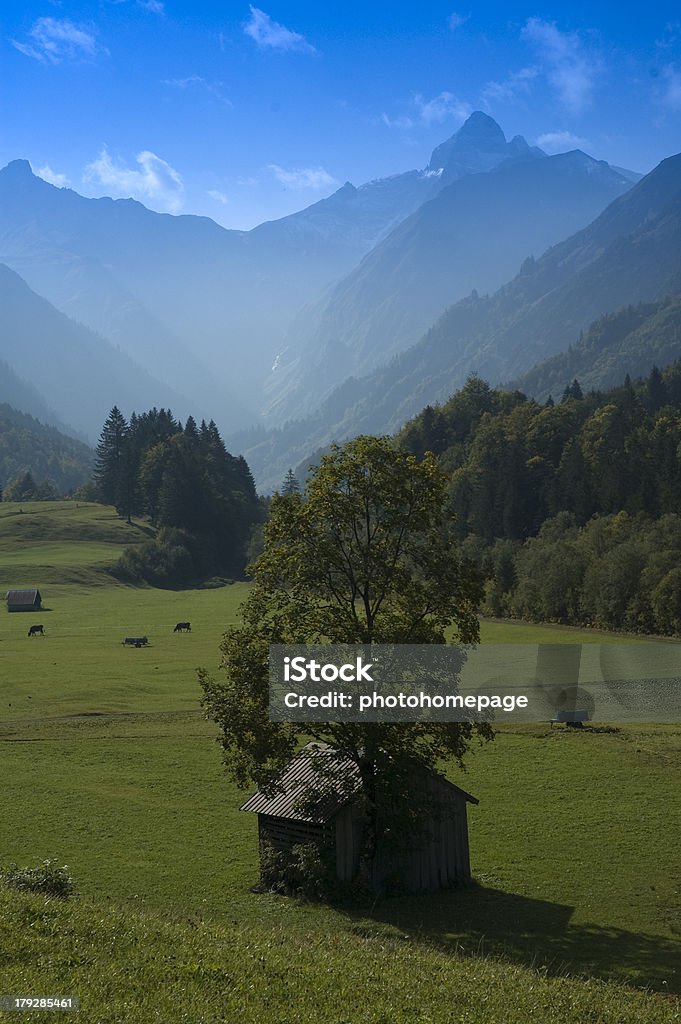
[94,407,261,584]
[0,402,93,496]
[510,295,681,399]
[400,364,681,634]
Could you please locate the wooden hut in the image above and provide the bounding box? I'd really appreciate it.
[241,744,478,892]
[6,588,42,612]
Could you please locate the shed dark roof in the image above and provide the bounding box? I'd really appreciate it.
[241,744,478,824]
[241,745,361,824]
[6,588,41,605]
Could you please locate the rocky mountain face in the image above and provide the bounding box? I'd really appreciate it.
[264,139,632,426]
[428,110,543,182]
[238,152,681,491]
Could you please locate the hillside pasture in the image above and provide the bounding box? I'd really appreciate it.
[0,500,247,719]
[0,501,679,1017]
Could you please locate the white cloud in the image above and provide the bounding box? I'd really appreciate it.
[381,112,416,130]
[447,12,468,31]
[536,130,588,154]
[482,66,538,105]
[522,18,597,114]
[661,64,681,110]
[269,164,336,190]
[243,6,315,53]
[107,0,165,13]
[414,92,470,126]
[12,17,100,64]
[163,75,232,105]
[35,164,70,187]
[382,92,470,132]
[83,148,184,213]
[208,189,229,204]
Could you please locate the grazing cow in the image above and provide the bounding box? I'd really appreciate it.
[173,622,191,633]
[28,624,45,637]
[122,636,149,647]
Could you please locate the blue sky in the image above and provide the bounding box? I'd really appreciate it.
[2,2,680,229]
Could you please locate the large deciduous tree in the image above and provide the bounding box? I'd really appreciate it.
[200,435,491,877]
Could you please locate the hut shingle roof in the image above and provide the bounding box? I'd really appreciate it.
[241,745,361,824]
[6,588,41,606]
[241,743,478,824]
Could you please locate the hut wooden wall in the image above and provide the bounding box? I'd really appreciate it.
[258,814,331,856]
[256,775,474,893]
[369,775,473,892]
[334,803,364,881]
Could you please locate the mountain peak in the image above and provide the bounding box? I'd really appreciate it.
[456,111,507,146]
[427,112,538,180]
[1,159,35,181]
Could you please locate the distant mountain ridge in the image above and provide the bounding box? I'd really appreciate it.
[428,110,544,181]
[0,113,642,449]
[0,263,190,440]
[0,112,560,434]
[0,139,456,424]
[237,150,681,491]
[264,130,633,426]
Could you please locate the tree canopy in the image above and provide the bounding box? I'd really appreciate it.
[94,406,261,583]
[200,435,490,876]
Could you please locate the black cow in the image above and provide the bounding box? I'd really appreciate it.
[173,622,191,633]
[28,624,45,637]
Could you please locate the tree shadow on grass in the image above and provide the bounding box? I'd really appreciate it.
[340,885,681,995]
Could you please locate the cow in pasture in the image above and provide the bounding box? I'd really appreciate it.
[27,624,45,637]
[122,636,149,647]
[173,622,191,632]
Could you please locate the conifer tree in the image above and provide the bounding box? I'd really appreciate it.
[281,468,300,495]
[94,406,129,506]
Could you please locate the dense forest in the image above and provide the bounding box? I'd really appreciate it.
[94,406,261,585]
[510,296,681,401]
[400,362,681,635]
[0,402,93,497]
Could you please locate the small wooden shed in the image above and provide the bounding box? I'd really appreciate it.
[6,588,42,612]
[241,744,478,892]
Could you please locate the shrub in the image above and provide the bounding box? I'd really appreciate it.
[1,859,74,899]
[113,529,197,586]
[259,841,333,901]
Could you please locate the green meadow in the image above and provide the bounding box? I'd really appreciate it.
[0,501,679,1023]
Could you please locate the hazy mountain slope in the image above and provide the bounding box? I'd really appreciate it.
[0,158,438,418]
[0,264,190,440]
[509,295,681,400]
[264,145,631,425]
[0,112,559,429]
[0,357,73,433]
[0,402,93,493]
[0,161,257,426]
[237,151,681,491]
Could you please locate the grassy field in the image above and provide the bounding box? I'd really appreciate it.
[0,501,679,1022]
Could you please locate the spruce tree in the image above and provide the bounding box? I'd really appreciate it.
[94,407,129,506]
[281,468,300,495]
